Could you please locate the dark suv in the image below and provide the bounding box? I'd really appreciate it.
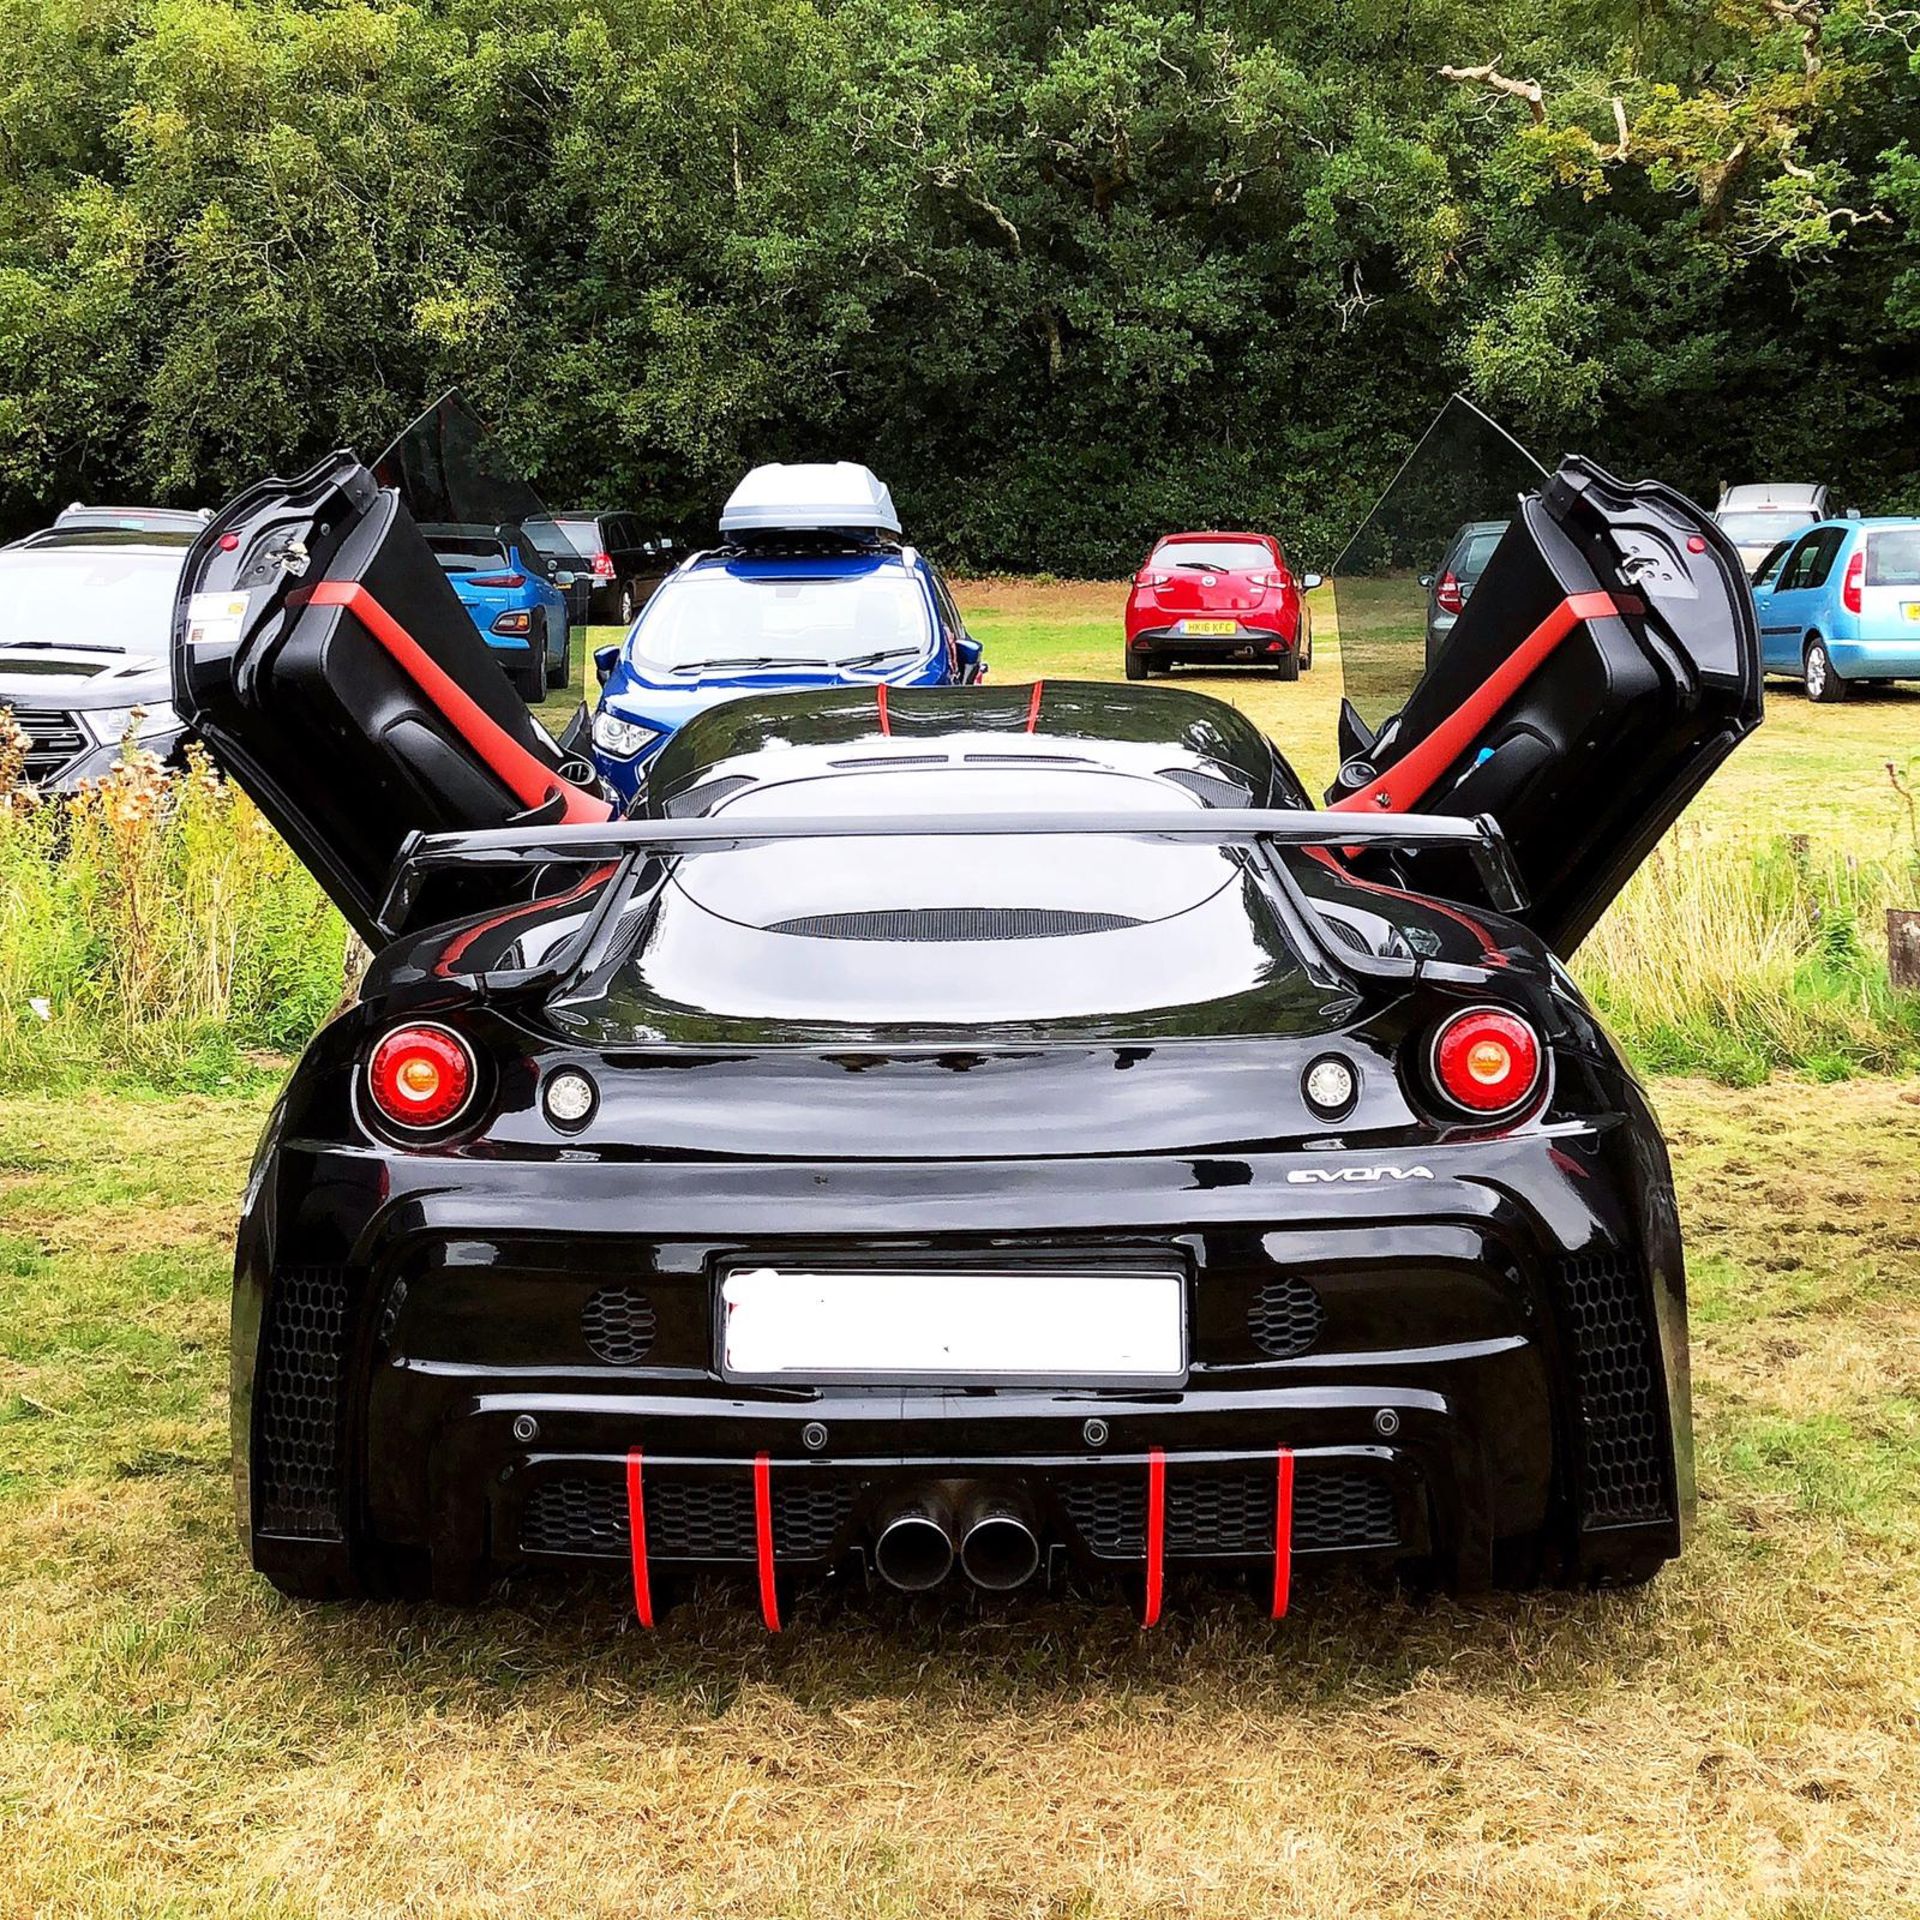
[542,512,677,624]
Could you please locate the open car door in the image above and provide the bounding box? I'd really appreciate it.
[171,396,611,940]
[1327,400,1762,955]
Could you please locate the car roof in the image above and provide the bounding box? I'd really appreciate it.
[1153,530,1272,543]
[642,681,1303,814]
[5,529,193,555]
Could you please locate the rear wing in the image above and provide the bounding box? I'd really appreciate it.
[374,809,1530,989]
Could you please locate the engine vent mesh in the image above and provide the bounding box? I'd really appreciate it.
[766,906,1139,942]
[1248,1278,1326,1359]
[255,1266,351,1538]
[1559,1250,1669,1525]
[1060,1468,1397,1559]
[581,1287,656,1366]
[519,1475,853,1562]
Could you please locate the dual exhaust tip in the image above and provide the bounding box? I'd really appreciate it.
[873,1489,1040,1593]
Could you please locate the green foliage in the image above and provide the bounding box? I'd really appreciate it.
[0,0,1915,567]
[0,745,343,1089]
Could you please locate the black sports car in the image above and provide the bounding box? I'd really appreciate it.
[172,442,1760,1622]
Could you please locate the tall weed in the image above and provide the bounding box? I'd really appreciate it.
[0,722,343,1087]
[1575,827,1920,1083]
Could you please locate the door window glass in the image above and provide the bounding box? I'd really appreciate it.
[1776,530,1830,592]
[1801,529,1846,589]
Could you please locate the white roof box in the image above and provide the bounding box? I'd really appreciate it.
[720,462,900,539]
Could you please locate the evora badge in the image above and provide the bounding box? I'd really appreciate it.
[1286,1165,1436,1184]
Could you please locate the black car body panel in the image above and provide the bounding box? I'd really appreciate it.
[176,446,1757,1619]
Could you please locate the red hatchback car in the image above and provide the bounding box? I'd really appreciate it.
[1124,531,1322,681]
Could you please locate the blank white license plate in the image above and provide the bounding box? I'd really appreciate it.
[719,1268,1185,1382]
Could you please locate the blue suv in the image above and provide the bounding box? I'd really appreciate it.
[424,522,572,702]
[587,464,984,802]
[1750,517,1920,702]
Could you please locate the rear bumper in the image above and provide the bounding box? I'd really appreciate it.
[1130,620,1295,656]
[1827,637,1920,679]
[234,1099,1692,1611]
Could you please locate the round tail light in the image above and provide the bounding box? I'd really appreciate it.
[1430,1008,1542,1116]
[367,1024,477,1131]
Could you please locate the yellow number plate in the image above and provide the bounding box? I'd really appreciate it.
[1182,619,1237,636]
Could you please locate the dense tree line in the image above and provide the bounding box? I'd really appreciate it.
[1,0,1916,571]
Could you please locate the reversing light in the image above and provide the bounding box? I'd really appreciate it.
[1429,1008,1542,1116]
[367,1024,476,1131]
[542,1068,597,1129]
[1303,1055,1358,1120]
[490,609,534,635]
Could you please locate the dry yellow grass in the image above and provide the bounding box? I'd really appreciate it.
[5,1079,1920,1917]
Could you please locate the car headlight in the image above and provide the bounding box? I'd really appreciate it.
[82,702,181,746]
[591,710,664,760]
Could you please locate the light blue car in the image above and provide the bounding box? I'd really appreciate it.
[1750,517,1920,702]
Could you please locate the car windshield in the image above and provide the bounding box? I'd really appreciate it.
[1719,510,1815,545]
[429,537,510,574]
[1865,528,1920,587]
[1454,524,1507,580]
[629,569,932,672]
[0,547,185,653]
[1152,539,1271,572]
[545,518,605,560]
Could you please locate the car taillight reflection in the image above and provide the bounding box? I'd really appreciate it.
[1430,1008,1541,1116]
[1434,570,1466,617]
[367,1024,477,1131]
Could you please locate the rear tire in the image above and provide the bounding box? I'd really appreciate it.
[1805,637,1849,703]
[619,584,636,624]
[1124,649,1149,681]
[514,616,548,702]
[1276,645,1300,682]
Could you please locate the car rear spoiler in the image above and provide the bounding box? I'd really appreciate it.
[374,809,1530,991]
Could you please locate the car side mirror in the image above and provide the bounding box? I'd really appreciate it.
[1417,574,1435,589]
[1300,572,1325,592]
[593,644,621,687]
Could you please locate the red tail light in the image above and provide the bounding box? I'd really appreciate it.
[1430,1008,1541,1116]
[1434,570,1466,616]
[1134,569,1171,588]
[367,1024,477,1131]
[593,552,616,580]
[465,572,526,589]
[1842,549,1864,615]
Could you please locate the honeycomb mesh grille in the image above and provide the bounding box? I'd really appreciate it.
[1248,1278,1326,1359]
[766,907,1139,942]
[519,1475,853,1562]
[1559,1251,1669,1525]
[256,1266,351,1538]
[1060,1468,1398,1559]
[581,1287,656,1365]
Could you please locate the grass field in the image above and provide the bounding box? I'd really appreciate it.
[4,582,1918,1914]
[4,1078,1920,1915]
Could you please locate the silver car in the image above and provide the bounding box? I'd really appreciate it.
[1715,483,1829,576]
[0,525,193,788]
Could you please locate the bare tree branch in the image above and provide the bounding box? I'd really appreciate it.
[1437,61,1546,125]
